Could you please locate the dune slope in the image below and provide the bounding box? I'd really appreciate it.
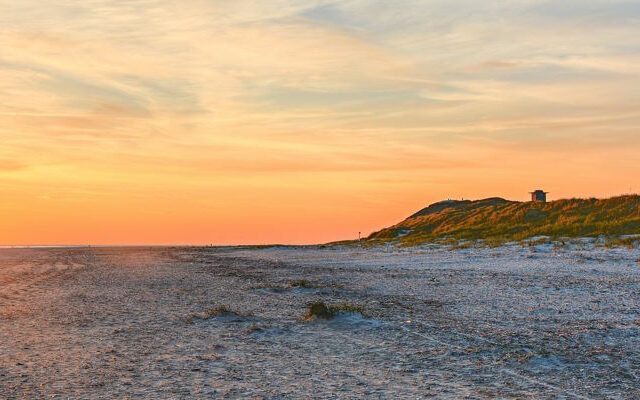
[368,195,640,245]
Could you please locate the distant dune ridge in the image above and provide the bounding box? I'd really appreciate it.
[367,195,640,246]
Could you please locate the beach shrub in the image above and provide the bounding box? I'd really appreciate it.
[303,301,365,320]
[289,279,317,288]
[185,305,242,324]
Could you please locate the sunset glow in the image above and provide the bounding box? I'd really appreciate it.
[1,1,639,245]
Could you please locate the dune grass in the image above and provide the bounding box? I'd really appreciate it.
[601,236,639,249]
[303,301,366,320]
[288,279,318,288]
[185,305,248,324]
[366,195,640,247]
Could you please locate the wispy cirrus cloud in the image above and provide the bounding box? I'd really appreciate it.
[0,0,639,244]
[0,159,27,172]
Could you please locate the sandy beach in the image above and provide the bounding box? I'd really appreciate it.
[1,244,639,398]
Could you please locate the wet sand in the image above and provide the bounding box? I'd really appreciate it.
[1,244,639,398]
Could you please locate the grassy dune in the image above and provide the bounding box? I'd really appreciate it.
[367,195,640,246]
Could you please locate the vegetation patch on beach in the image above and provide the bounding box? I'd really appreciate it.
[243,323,266,334]
[185,305,249,324]
[363,195,640,247]
[303,301,366,321]
[288,279,320,288]
[601,236,639,249]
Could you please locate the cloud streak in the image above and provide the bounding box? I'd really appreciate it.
[0,0,639,244]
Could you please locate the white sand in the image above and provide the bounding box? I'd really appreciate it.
[1,244,639,398]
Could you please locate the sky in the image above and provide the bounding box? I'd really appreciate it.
[1,0,639,245]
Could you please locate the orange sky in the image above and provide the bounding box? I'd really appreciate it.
[1,1,640,245]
